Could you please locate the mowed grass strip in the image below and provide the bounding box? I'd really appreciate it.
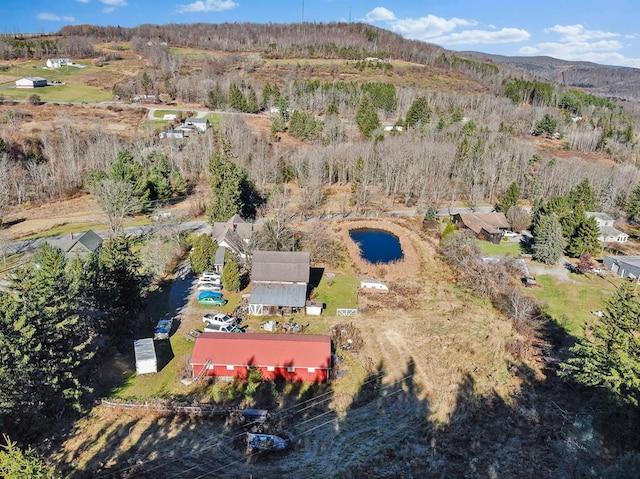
[530,274,618,336]
[2,83,112,103]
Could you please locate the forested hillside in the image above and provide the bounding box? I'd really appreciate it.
[1,22,640,221]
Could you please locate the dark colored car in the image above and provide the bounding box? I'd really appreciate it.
[153,318,173,340]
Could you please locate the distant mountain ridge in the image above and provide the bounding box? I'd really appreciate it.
[460,51,640,103]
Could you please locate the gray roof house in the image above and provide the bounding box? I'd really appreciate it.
[603,255,640,281]
[212,214,261,259]
[182,118,210,132]
[248,251,310,316]
[47,230,103,259]
[585,212,628,243]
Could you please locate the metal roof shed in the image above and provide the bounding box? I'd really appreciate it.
[134,338,157,375]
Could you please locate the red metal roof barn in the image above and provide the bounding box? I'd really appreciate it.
[190,332,331,383]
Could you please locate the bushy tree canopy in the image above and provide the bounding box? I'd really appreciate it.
[532,214,565,264]
[560,283,640,406]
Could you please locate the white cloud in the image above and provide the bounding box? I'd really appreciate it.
[103,7,115,13]
[176,0,238,13]
[545,24,618,42]
[100,0,127,5]
[388,14,475,39]
[364,7,395,22]
[430,28,530,46]
[521,24,640,68]
[361,8,529,48]
[76,0,89,3]
[38,12,76,22]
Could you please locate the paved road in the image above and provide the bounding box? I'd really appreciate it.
[3,220,210,256]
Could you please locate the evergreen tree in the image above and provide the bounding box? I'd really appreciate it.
[532,214,565,264]
[207,135,257,222]
[0,435,61,479]
[405,96,431,128]
[227,83,247,112]
[355,96,380,139]
[189,234,217,274]
[498,182,520,213]
[536,113,557,136]
[221,256,241,292]
[567,215,602,258]
[206,82,225,110]
[0,245,93,435]
[569,178,599,211]
[626,183,640,223]
[560,283,640,406]
[95,236,142,329]
[246,87,260,114]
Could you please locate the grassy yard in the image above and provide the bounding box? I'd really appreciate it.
[18,216,152,240]
[477,239,524,257]
[529,274,619,336]
[313,273,359,316]
[1,83,112,103]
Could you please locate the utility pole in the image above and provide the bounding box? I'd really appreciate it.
[301,0,304,22]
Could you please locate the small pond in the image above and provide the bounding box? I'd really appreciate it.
[349,228,404,264]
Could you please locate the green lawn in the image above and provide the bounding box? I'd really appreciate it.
[477,239,523,257]
[152,109,193,118]
[314,273,359,316]
[18,217,152,241]
[529,274,618,336]
[1,83,112,103]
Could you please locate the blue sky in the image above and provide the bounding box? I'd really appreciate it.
[5,0,640,68]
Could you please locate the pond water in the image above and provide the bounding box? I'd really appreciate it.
[349,228,403,264]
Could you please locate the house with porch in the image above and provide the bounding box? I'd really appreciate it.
[585,212,628,243]
[190,332,331,382]
[247,250,310,316]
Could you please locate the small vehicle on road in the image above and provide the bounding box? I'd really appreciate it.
[503,230,518,238]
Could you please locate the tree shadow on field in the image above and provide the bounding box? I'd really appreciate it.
[49,306,640,478]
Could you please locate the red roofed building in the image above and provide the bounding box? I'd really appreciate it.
[190,332,331,383]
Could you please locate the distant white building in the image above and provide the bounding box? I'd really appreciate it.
[15,77,47,88]
[182,118,210,132]
[46,58,72,69]
[585,212,628,243]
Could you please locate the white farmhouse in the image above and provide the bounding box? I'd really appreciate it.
[585,212,628,243]
[46,58,72,69]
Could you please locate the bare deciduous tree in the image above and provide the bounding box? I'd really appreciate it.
[90,179,142,235]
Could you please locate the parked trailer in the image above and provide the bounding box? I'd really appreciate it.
[134,338,157,375]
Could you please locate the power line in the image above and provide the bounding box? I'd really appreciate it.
[101,369,393,478]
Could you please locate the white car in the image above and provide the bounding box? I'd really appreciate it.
[202,312,237,327]
[197,282,222,292]
[503,231,518,238]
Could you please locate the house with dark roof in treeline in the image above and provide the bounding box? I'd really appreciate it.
[247,250,310,316]
[47,230,103,259]
[452,211,511,244]
[190,332,331,383]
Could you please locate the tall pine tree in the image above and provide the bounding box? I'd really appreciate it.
[560,283,640,406]
[532,214,566,264]
[567,215,601,258]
